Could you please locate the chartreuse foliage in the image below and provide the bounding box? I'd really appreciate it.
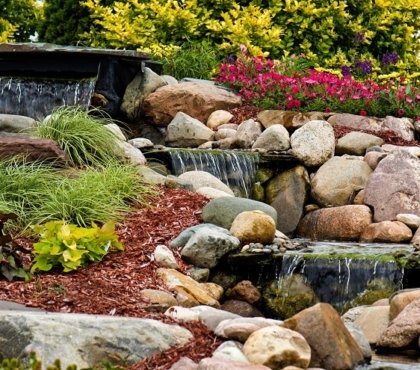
[82,0,419,77]
[31,220,123,273]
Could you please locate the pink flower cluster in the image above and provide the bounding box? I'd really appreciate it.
[216,53,419,119]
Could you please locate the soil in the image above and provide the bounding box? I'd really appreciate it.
[0,187,221,370]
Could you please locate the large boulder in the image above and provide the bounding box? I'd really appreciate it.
[290,120,335,167]
[178,170,234,195]
[377,298,420,348]
[0,136,67,163]
[170,224,231,249]
[251,124,290,151]
[311,156,372,207]
[360,221,413,243]
[284,303,365,370]
[181,227,240,268]
[230,210,276,245]
[143,82,242,125]
[207,110,234,129]
[121,67,167,121]
[389,289,420,320]
[296,205,372,241]
[335,132,384,156]
[265,165,310,235]
[0,311,192,368]
[201,197,277,230]
[364,150,420,221]
[243,326,311,369]
[235,119,262,149]
[0,114,36,133]
[166,112,215,147]
[352,306,390,344]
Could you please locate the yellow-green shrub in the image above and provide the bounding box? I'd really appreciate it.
[0,18,16,42]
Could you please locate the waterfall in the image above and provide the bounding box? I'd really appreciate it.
[168,149,259,197]
[277,249,404,312]
[0,77,96,120]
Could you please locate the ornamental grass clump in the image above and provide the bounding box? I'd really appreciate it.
[216,50,419,119]
[33,106,123,167]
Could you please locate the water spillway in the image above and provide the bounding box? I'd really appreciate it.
[0,43,162,119]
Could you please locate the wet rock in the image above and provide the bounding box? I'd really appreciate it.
[228,280,261,305]
[266,165,310,235]
[252,124,290,151]
[255,167,274,184]
[235,119,262,149]
[166,112,214,147]
[377,298,420,348]
[0,311,192,368]
[221,300,264,318]
[296,205,372,241]
[202,197,277,230]
[121,67,167,121]
[207,110,233,129]
[335,131,384,156]
[215,317,281,342]
[284,303,365,370]
[230,210,276,245]
[263,275,318,319]
[143,82,241,125]
[243,326,311,369]
[157,268,220,307]
[181,227,240,268]
[389,289,420,320]
[360,221,413,243]
[311,156,372,207]
[364,150,420,222]
[178,170,234,195]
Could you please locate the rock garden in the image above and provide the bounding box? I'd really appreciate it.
[0,42,420,370]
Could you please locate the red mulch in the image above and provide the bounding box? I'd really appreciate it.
[0,187,222,370]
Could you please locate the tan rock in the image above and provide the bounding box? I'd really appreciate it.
[196,186,234,199]
[353,189,365,205]
[284,303,364,370]
[198,358,271,369]
[139,289,177,307]
[336,132,384,156]
[175,287,200,307]
[207,110,234,129]
[243,326,311,369]
[364,151,386,170]
[257,110,324,130]
[143,82,241,125]
[389,289,420,320]
[228,280,261,305]
[360,221,413,243]
[354,306,390,344]
[377,298,420,348]
[157,268,220,307]
[412,227,420,249]
[230,210,276,244]
[396,213,420,229]
[201,283,224,301]
[296,205,372,241]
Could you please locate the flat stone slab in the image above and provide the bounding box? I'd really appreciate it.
[0,310,192,368]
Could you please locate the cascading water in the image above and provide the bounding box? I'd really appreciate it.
[168,149,259,197]
[0,77,96,120]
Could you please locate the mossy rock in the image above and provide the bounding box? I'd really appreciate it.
[262,274,318,319]
[251,182,265,202]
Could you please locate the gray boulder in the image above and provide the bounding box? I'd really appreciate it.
[235,119,262,149]
[170,223,231,249]
[364,150,420,221]
[252,124,290,151]
[202,197,277,230]
[311,156,372,207]
[0,311,192,368]
[181,227,240,268]
[290,120,335,167]
[0,114,36,133]
[166,112,215,147]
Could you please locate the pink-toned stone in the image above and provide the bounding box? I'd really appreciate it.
[360,221,413,243]
[143,82,242,125]
[228,280,261,305]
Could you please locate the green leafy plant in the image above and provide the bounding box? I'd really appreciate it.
[31,220,123,273]
[33,106,123,167]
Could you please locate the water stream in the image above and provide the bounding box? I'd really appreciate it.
[0,77,96,120]
[168,149,259,197]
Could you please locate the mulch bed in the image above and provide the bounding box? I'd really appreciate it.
[0,187,222,370]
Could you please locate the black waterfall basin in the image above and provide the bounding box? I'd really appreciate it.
[228,240,420,314]
[0,43,162,119]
